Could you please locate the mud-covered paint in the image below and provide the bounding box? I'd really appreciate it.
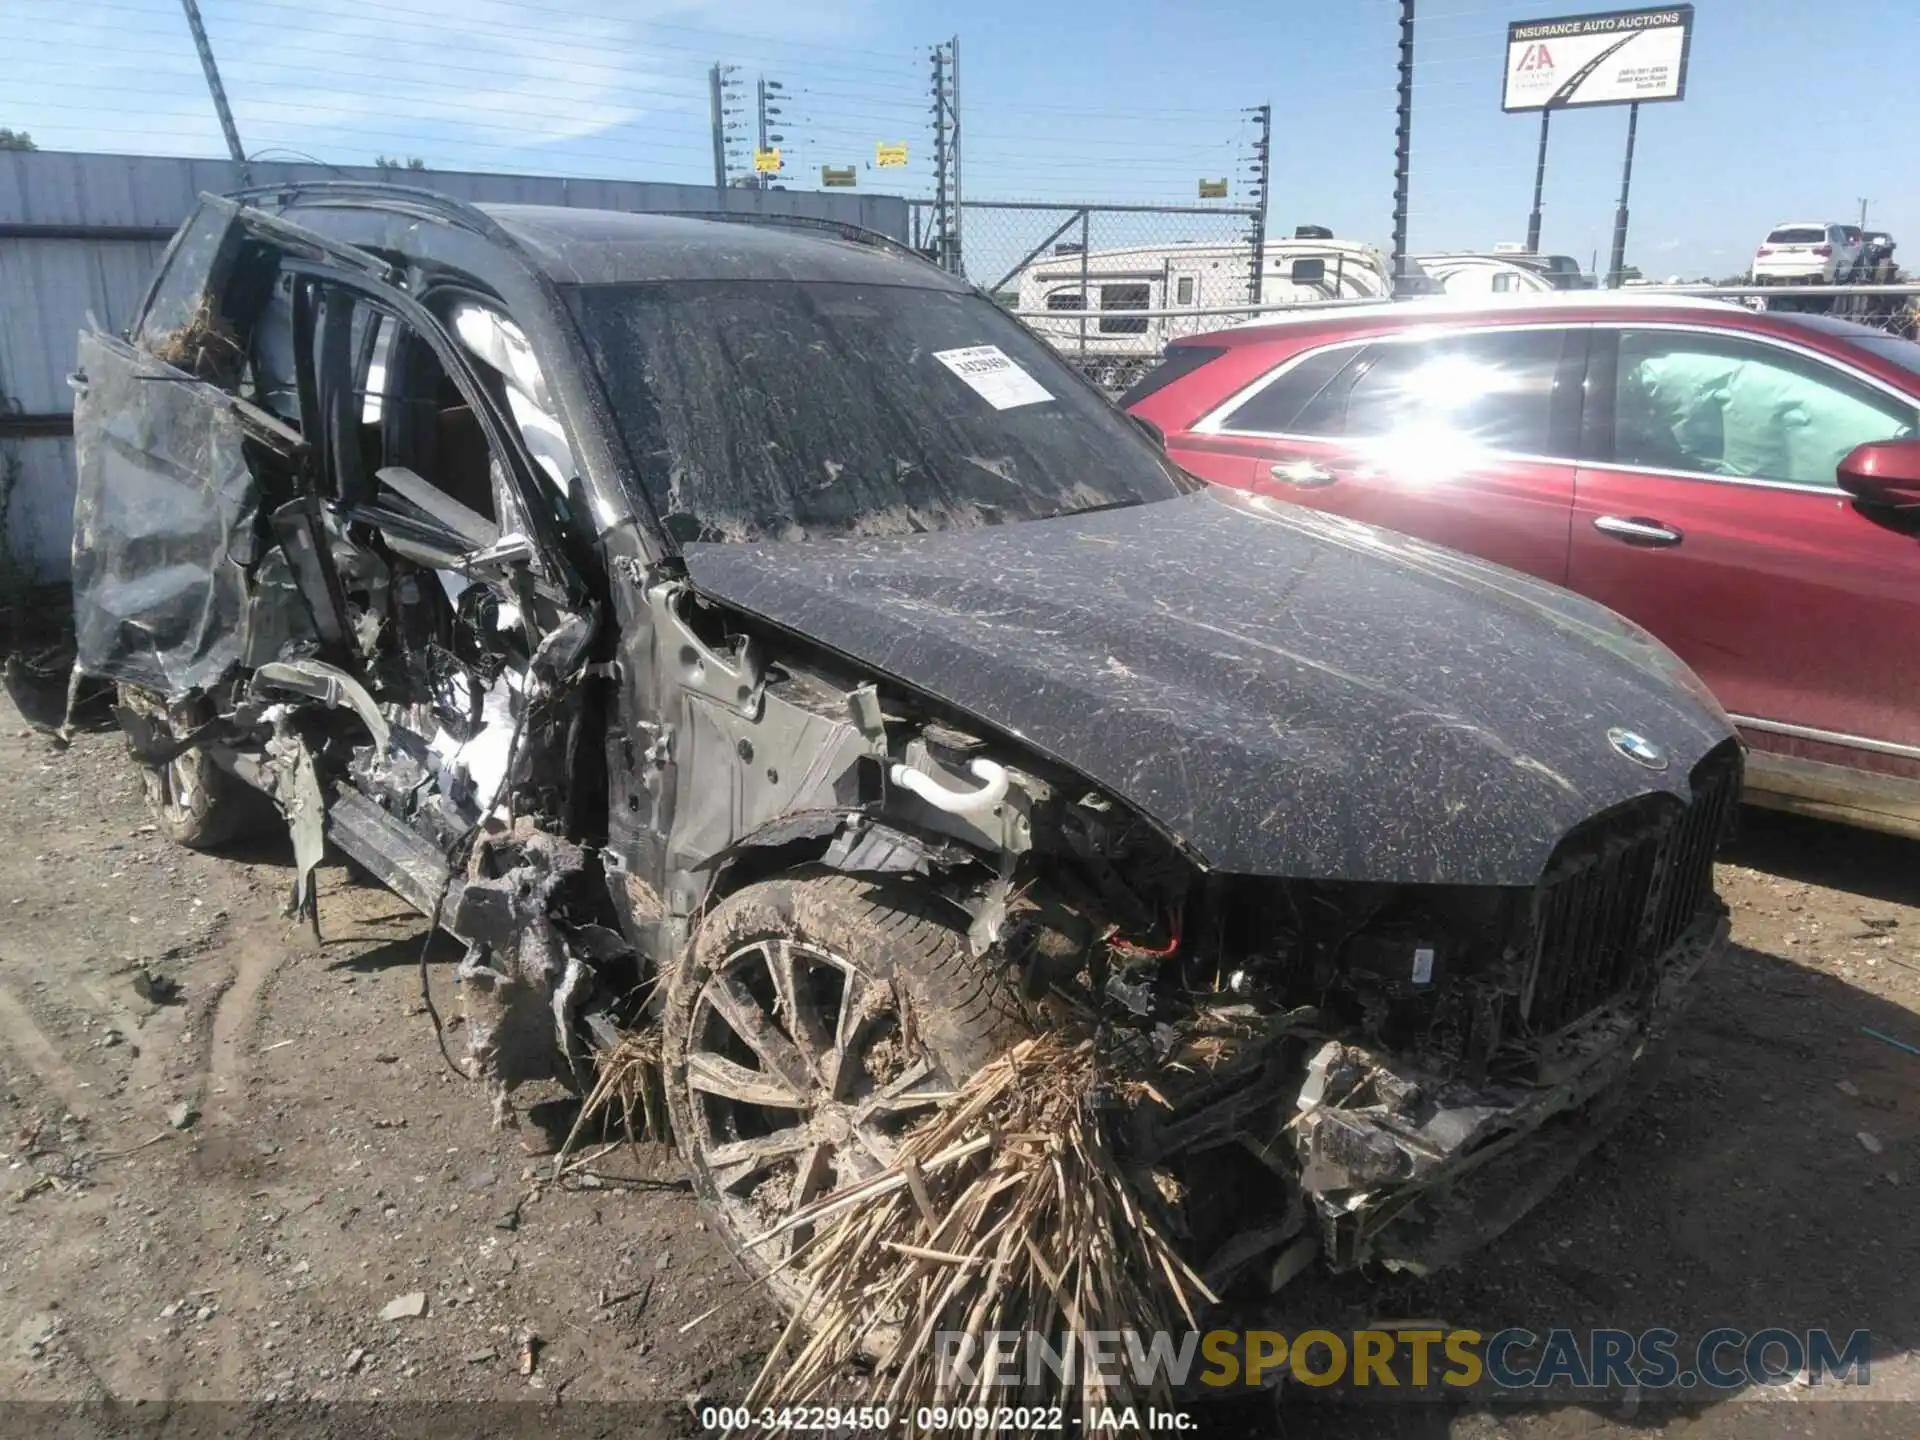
[684,486,1737,887]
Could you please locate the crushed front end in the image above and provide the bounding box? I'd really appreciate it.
[1033,743,1742,1290]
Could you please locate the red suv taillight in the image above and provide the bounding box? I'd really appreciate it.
[1756,246,1774,256]
[1813,244,1833,257]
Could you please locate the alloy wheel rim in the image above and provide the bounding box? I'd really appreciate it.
[682,936,948,1270]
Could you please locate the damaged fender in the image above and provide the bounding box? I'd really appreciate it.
[450,823,599,1124]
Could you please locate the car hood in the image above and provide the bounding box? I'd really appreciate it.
[682,487,1735,886]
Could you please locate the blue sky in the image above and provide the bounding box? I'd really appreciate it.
[4,0,1913,278]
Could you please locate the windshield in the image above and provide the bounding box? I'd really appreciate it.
[1766,227,1826,245]
[563,279,1187,545]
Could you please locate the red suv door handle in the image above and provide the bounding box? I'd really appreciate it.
[1268,460,1339,488]
[1593,514,1683,547]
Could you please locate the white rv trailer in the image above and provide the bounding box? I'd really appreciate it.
[1012,232,1435,387]
[1415,251,1595,296]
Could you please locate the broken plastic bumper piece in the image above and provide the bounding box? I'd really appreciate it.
[1292,910,1727,1274]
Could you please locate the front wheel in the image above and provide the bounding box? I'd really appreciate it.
[115,685,260,850]
[661,871,1028,1312]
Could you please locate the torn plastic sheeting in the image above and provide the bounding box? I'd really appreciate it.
[69,332,261,698]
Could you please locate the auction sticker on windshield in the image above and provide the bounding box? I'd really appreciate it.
[933,345,1053,410]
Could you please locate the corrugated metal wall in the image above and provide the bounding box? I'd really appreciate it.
[0,150,912,580]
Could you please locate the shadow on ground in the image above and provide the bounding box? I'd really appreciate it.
[1726,805,1920,910]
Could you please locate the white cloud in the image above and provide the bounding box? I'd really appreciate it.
[2,0,882,179]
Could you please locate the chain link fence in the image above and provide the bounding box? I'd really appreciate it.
[904,200,1920,396]
[912,199,1264,393]
[1629,282,1919,338]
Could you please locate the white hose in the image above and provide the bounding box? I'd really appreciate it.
[888,757,1009,815]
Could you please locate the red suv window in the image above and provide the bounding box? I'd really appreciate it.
[1220,328,1569,456]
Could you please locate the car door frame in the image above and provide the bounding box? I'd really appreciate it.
[290,261,588,600]
[130,196,574,562]
[1572,318,1920,796]
[120,195,601,706]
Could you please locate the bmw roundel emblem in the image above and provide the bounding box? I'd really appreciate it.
[1607,727,1669,771]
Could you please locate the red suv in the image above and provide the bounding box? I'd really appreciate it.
[1126,296,1920,837]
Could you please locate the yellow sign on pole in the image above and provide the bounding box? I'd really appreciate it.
[821,165,857,188]
[753,147,782,174]
[875,142,909,168]
[1198,178,1229,198]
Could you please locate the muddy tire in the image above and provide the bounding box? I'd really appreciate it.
[662,870,1028,1310]
[115,685,260,851]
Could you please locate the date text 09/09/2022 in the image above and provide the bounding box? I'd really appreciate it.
[696,1405,1198,1433]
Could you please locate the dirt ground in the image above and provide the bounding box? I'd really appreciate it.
[2,686,1918,1439]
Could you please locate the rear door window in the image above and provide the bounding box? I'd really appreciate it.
[1217,345,1363,435]
[1766,226,1825,246]
[1342,328,1567,454]
[1217,328,1568,453]
[1605,329,1918,488]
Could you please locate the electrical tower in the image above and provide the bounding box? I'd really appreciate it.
[1390,0,1416,295]
[929,36,963,275]
[1246,104,1272,304]
[757,77,788,190]
[709,65,750,187]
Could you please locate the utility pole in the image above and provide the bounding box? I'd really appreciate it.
[1246,104,1272,303]
[1524,105,1552,254]
[177,0,246,166]
[1606,101,1640,288]
[1390,0,1415,295]
[708,64,731,190]
[929,37,963,276]
[1858,197,1871,229]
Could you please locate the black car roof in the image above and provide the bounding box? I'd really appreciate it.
[478,202,966,290]
[238,182,961,292]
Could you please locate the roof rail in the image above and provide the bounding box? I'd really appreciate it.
[223,180,514,245]
[223,185,947,280]
[665,210,944,274]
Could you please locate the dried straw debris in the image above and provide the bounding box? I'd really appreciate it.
[745,1033,1213,1430]
[553,1027,666,1177]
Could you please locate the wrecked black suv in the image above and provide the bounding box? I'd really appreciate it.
[72,183,1739,1303]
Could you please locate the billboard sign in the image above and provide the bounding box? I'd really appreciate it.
[1503,6,1693,112]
